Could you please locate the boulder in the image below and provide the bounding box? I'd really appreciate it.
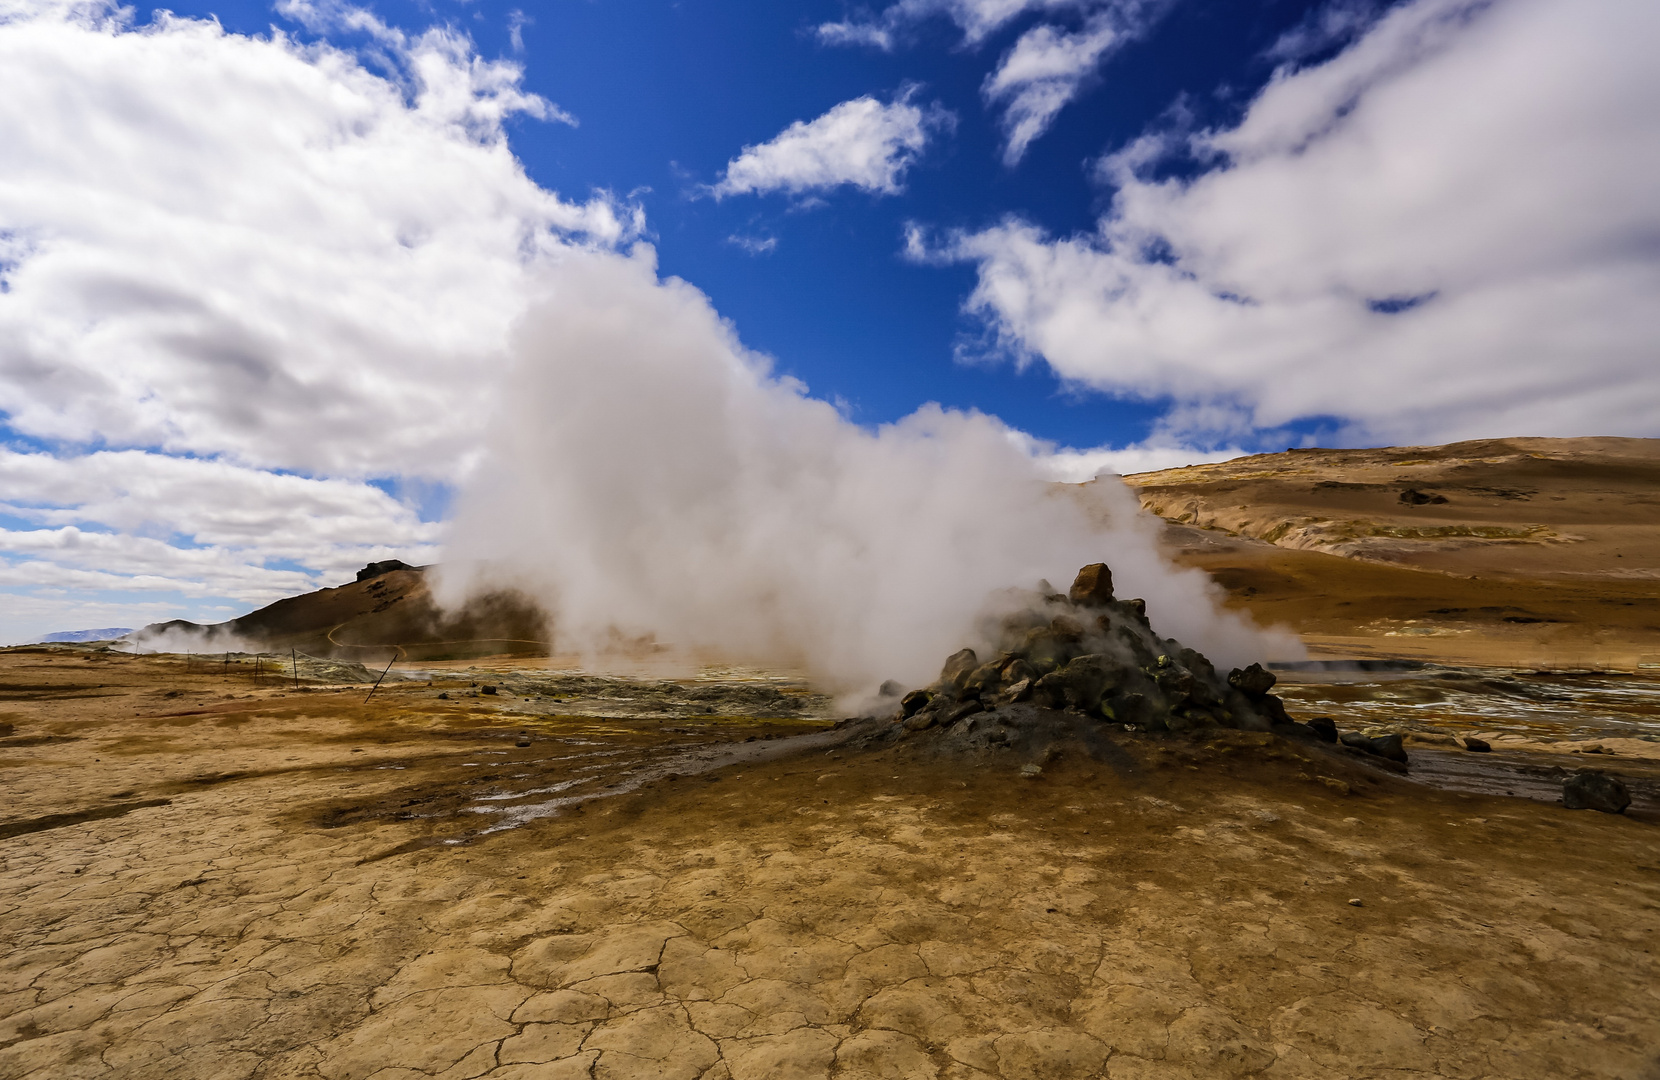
[357,559,415,581]
[939,649,979,691]
[1018,628,1079,672]
[1031,671,1070,709]
[904,707,941,732]
[1053,654,1124,711]
[1049,615,1087,641]
[1369,733,1409,764]
[1303,717,1338,743]
[1000,657,1039,685]
[942,699,984,727]
[899,690,933,719]
[1563,770,1631,814]
[1399,488,1448,505]
[1257,694,1292,725]
[1069,563,1115,606]
[1457,736,1492,752]
[994,678,1034,706]
[1228,663,1277,697]
[1339,730,1409,764]
[963,660,1007,696]
[1152,659,1195,707]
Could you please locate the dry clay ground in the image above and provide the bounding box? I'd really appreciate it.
[3,648,1660,1080]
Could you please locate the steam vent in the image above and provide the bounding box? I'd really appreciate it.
[881,563,1400,764]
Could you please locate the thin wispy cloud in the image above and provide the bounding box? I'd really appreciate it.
[727,234,779,255]
[820,0,1165,164]
[817,0,1088,49]
[983,9,1139,164]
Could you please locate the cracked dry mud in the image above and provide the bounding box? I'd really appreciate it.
[3,648,1659,1080]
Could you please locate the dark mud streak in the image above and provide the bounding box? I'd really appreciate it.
[0,798,172,841]
[357,725,861,862]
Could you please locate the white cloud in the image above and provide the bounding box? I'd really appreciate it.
[0,0,631,481]
[1265,0,1382,64]
[983,10,1136,165]
[817,0,1086,49]
[1011,433,1246,481]
[0,0,630,640]
[727,234,779,255]
[712,92,952,199]
[0,447,442,641]
[932,0,1660,446]
[819,1,1162,164]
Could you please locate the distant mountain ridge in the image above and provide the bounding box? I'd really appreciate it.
[39,628,133,643]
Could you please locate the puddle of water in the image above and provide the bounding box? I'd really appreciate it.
[1276,666,1660,815]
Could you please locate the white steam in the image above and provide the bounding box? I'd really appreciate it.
[439,247,1297,694]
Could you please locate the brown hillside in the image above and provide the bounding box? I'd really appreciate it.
[1109,437,1660,668]
[139,565,549,662]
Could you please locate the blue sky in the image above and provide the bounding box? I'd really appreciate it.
[134,0,1336,450]
[1,0,1656,642]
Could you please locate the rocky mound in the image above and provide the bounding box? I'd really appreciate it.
[127,563,548,661]
[869,562,1408,768]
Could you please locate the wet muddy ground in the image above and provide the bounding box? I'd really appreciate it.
[2,645,1659,1080]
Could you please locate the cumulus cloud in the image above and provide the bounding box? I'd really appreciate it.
[0,0,626,641]
[0,447,441,641]
[931,0,1660,446]
[0,0,631,481]
[1011,433,1246,481]
[439,247,1293,698]
[712,91,952,199]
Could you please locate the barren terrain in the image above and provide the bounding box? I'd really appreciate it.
[6,437,1660,1079]
[3,646,1659,1080]
[1116,437,1660,668]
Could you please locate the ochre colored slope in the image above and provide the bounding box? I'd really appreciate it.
[142,567,549,661]
[1110,438,1660,668]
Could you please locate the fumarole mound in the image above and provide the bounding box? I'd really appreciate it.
[875,562,1388,762]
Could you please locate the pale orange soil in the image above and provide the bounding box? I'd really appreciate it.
[2,648,1658,1080]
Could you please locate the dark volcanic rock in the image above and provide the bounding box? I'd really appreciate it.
[1399,488,1449,505]
[1228,663,1277,697]
[1339,730,1409,764]
[1304,717,1338,743]
[899,690,933,718]
[880,562,1331,765]
[1563,770,1631,814]
[1458,736,1492,752]
[356,559,415,582]
[1068,563,1115,606]
[1369,733,1409,764]
[939,649,979,693]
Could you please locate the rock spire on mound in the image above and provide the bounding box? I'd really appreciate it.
[893,562,1298,740]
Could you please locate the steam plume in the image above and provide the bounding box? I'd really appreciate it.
[439,247,1298,694]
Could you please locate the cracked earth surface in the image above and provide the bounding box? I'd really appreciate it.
[2,648,1659,1079]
